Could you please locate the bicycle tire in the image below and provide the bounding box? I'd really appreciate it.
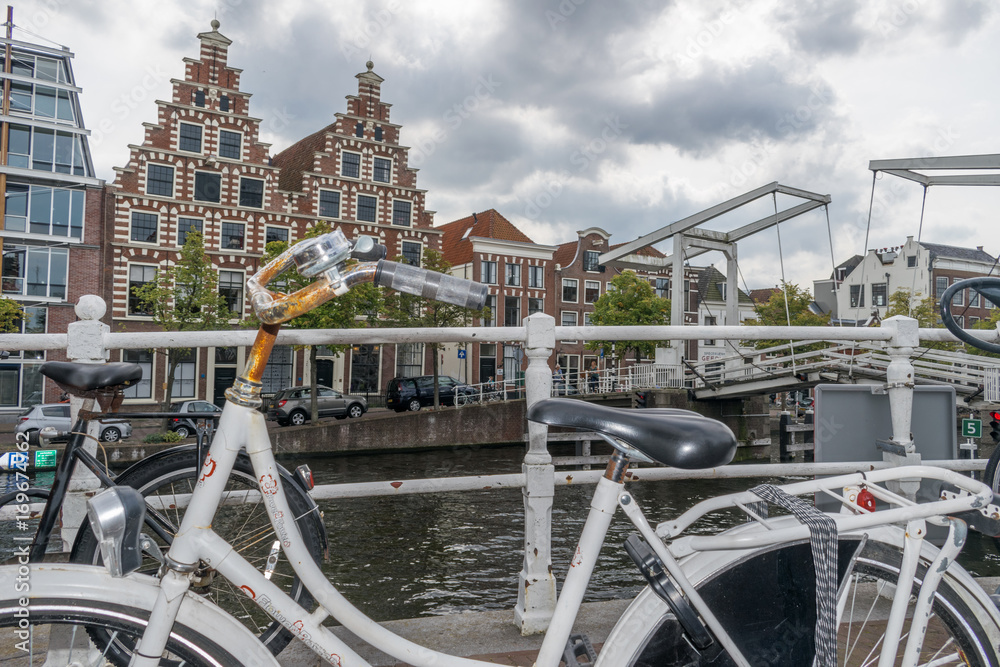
[70,447,325,658]
[0,563,279,667]
[599,534,1000,666]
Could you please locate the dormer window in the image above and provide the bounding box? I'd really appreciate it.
[583,250,600,272]
[718,283,727,301]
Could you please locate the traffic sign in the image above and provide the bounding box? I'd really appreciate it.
[457,349,466,359]
[961,418,982,439]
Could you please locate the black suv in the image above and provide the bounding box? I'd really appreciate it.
[386,375,474,412]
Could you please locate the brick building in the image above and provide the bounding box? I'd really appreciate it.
[0,30,104,410]
[106,21,440,406]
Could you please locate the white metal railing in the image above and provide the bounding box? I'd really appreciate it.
[3,297,999,633]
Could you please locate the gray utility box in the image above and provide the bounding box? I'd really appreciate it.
[813,384,957,514]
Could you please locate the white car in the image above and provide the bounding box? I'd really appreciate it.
[14,403,132,443]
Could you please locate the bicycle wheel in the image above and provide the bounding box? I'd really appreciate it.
[0,488,52,561]
[599,534,1000,666]
[0,564,277,667]
[71,446,325,657]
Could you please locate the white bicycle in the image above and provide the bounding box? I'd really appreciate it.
[3,230,1000,667]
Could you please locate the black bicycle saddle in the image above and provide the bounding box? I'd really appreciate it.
[40,361,143,393]
[527,398,737,469]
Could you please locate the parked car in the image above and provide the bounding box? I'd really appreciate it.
[15,403,132,443]
[267,385,368,426]
[385,375,475,412]
[166,400,222,438]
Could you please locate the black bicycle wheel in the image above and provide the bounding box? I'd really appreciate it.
[0,488,53,561]
[71,447,325,657]
[626,538,1000,666]
[0,594,241,666]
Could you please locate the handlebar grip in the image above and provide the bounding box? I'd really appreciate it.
[375,260,488,310]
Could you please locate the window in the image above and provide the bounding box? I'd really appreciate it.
[396,343,423,378]
[955,315,965,328]
[392,200,411,227]
[220,95,230,112]
[528,266,543,288]
[704,315,717,346]
[970,290,981,308]
[970,316,980,327]
[872,283,887,307]
[850,284,865,308]
[177,217,203,246]
[655,278,670,299]
[2,245,67,299]
[357,195,377,222]
[907,255,917,268]
[561,311,578,343]
[584,312,593,326]
[504,296,521,327]
[128,265,156,315]
[584,280,600,303]
[178,123,202,153]
[9,55,68,83]
[193,90,205,107]
[122,349,152,399]
[952,280,964,307]
[349,344,380,393]
[562,278,578,303]
[194,172,221,202]
[7,125,88,175]
[8,81,73,122]
[481,261,497,284]
[583,250,600,272]
[262,345,293,394]
[342,151,361,178]
[401,241,421,267]
[355,122,364,138]
[505,263,521,286]
[130,211,158,243]
[484,294,497,326]
[265,227,289,245]
[935,277,949,299]
[146,164,174,197]
[221,222,245,250]
[219,130,241,159]
[528,297,544,315]
[239,177,264,208]
[319,190,340,218]
[374,158,391,183]
[170,349,196,398]
[219,270,243,315]
[4,184,84,238]
[718,283,727,302]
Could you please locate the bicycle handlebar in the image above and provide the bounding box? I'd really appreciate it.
[247,231,488,324]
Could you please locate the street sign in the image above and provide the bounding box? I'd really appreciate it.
[961,418,982,439]
[457,349,466,359]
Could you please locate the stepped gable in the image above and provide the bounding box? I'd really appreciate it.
[439,209,535,265]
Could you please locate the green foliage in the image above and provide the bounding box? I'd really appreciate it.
[382,248,484,408]
[967,308,1000,358]
[883,288,958,352]
[585,271,671,363]
[0,297,24,333]
[742,282,827,351]
[133,231,235,407]
[143,431,183,444]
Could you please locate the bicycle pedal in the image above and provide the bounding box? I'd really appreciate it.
[624,534,713,650]
[562,632,598,667]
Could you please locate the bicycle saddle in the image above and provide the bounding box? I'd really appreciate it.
[527,398,737,469]
[40,361,143,393]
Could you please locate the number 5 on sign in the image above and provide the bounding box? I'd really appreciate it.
[962,419,982,438]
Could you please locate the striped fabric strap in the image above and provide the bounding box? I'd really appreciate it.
[750,484,838,667]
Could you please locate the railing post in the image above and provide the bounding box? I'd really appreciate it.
[515,313,557,635]
[881,315,921,498]
[61,295,111,551]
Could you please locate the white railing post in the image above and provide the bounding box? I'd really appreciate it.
[881,315,922,498]
[515,313,557,635]
[61,295,111,550]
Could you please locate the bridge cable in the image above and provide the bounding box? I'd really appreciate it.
[772,192,797,375]
[906,185,929,318]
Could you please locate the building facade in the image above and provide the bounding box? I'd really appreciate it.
[106,21,440,406]
[0,31,103,410]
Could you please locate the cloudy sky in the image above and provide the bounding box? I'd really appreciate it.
[14,0,1000,290]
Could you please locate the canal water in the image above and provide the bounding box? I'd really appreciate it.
[3,443,999,622]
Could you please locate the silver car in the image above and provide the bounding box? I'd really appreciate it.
[15,403,132,443]
[266,385,368,426]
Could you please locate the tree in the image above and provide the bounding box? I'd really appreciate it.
[586,271,671,363]
[0,297,24,333]
[381,249,483,409]
[743,282,827,351]
[134,231,234,408]
[883,288,957,352]
[256,222,383,421]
